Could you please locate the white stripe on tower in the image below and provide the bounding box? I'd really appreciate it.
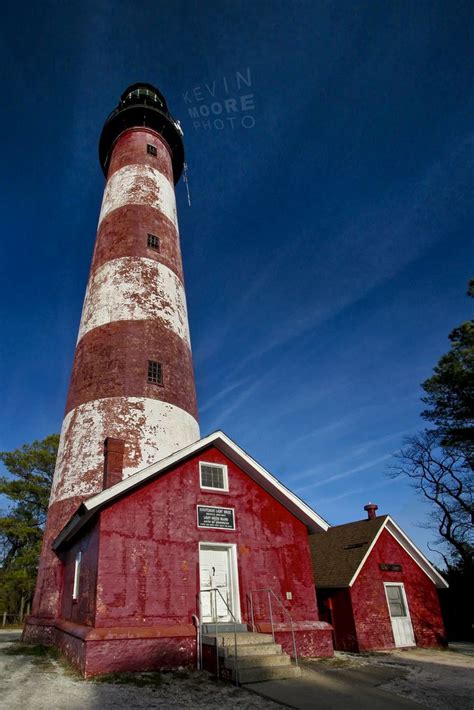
[98,164,178,229]
[77,257,191,346]
[50,397,200,503]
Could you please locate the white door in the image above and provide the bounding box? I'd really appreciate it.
[199,546,233,622]
[384,583,416,647]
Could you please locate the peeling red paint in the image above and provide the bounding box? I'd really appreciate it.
[107,128,174,184]
[58,448,322,629]
[66,320,197,416]
[92,204,184,280]
[27,445,332,674]
[318,528,446,651]
[31,122,199,627]
[351,529,446,649]
[31,497,83,618]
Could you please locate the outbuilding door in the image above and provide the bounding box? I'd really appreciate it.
[384,583,416,647]
[199,544,239,623]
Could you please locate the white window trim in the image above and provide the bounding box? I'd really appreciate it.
[199,461,229,492]
[72,550,82,601]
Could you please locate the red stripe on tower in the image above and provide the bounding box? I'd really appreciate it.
[32,84,199,618]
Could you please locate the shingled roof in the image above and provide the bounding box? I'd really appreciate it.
[309,516,387,588]
[308,514,448,589]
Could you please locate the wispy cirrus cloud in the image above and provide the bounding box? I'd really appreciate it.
[295,452,393,495]
[199,133,474,378]
[314,477,398,505]
[199,375,254,415]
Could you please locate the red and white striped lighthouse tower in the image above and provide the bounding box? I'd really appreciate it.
[32,84,200,618]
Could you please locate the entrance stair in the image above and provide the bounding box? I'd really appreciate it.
[202,630,301,683]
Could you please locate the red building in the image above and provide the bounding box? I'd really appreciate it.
[309,505,448,652]
[26,432,333,676]
[23,83,333,677]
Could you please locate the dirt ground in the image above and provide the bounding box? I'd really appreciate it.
[301,646,474,710]
[0,631,279,709]
[375,646,474,709]
[1,630,473,709]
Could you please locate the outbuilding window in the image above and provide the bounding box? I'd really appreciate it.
[386,584,406,617]
[147,144,157,156]
[72,551,82,601]
[200,462,228,491]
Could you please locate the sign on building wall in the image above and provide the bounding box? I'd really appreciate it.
[197,505,235,530]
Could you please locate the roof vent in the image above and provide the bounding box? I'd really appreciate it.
[364,502,378,520]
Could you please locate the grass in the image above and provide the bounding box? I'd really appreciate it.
[2,643,62,671]
[92,671,164,687]
[92,668,209,688]
[3,643,59,658]
[2,642,81,677]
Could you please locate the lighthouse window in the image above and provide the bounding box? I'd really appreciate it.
[147,233,160,251]
[72,551,82,601]
[147,360,163,385]
[147,143,157,156]
[200,462,228,491]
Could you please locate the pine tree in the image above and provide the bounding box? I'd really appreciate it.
[0,434,58,617]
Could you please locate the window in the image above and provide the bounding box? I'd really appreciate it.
[386,585,406,618]
[72,551,82,601]
[147,360,163,385]
[147,143,157,156]
[200,462,228,491]
[147,233,160,251]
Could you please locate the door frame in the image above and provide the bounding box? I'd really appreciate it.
[198,542,241,623]
[383,582,415,647]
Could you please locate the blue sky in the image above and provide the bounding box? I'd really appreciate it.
[1,1,473,565]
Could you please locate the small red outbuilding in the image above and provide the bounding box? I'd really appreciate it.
[309,506,448,653]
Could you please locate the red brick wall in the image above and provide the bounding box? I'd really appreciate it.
[351,528,445,650]
[60,522,99,626]
[92,446,320,628]
[318,588,358,652]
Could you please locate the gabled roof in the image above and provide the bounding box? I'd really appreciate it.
[308,515,448,589]
[53,430,329,550]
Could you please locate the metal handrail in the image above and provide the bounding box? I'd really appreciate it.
[196,588,240,685]
[248,588,298,667]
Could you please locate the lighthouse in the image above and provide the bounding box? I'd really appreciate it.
[31,84,200,619]
[24,83,334,677]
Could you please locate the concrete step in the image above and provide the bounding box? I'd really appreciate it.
[220,642,283,658]
[237,665,302,684]
[201,623,248,634]
[225,654,291,670]
[203,632,274,647]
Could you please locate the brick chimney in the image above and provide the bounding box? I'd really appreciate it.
[364,502,378,520]
[103,437,125,490]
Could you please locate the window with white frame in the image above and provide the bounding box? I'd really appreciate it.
[199,462,228,491]
[72,550,82,601]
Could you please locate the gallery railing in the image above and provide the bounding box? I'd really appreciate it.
[248,587,298,667]
[196,588,240,685]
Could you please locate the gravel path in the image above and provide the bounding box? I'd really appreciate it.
[301,646,474,710]
[0,631,280,709]
[376,647,474,709]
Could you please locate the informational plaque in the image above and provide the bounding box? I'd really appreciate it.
[380,564,402,572]
[197,505,235,530]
